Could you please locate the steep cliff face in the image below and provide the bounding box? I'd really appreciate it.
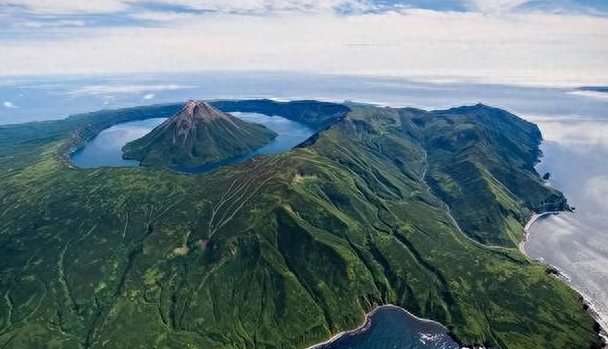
[122,100,277,168]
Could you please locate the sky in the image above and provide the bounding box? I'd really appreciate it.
[0,0,607,85]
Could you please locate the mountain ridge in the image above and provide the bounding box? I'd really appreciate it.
[0,99,601,349]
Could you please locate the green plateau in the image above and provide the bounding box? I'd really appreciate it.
[0,99,602,349]
[122,100,278,169]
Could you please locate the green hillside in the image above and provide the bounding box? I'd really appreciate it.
[0,100,601,349]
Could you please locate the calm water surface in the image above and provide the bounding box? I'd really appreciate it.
[313,306,459,349]
[70,112,315,171]
[522,116,608,331]
[71,117,166,168]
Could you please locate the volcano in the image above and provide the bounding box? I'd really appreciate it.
[122,100,277,169]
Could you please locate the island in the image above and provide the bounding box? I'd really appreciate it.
[122,100,278,169]
[0,99,602,349]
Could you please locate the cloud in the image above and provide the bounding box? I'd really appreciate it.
[1,0,373,15]
[4,0,608,17]
[143,93,155,99]
[168,0,371,13]
[0,2,607,86]
[567,90,608,100]
[18,19,86,29]
[2,10,607,86]
[525,115,608,150]
[515,0,608,16]
[465,0,530,12]
[1,1,123,15]
[3,101,18,108]
[439,0,608,14]
[1,0,128,14]
[585,175,608,212]
[67,84,194,95]
[129,11,198,22]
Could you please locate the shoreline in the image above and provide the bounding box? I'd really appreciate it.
[303,304,454,349]
[521,211,608,346]
[518,211,558,255]
[303,308,376,349]
[303,212,608,349]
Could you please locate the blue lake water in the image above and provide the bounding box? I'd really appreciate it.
[232,112,315,156]
[312,306,459,349]
[70,112,315,171]
[70,117,167,168]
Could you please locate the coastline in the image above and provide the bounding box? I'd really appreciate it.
[303,304,454,349]
[518,211,558,254]
[303,210,608,349]
[521,211,608,346]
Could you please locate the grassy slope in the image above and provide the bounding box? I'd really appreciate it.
[420,104,570,246]
[0,101,601,349]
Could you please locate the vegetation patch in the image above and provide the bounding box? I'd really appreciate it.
[0,100,600,349]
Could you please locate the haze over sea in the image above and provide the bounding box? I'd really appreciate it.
[1,71,607,332]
